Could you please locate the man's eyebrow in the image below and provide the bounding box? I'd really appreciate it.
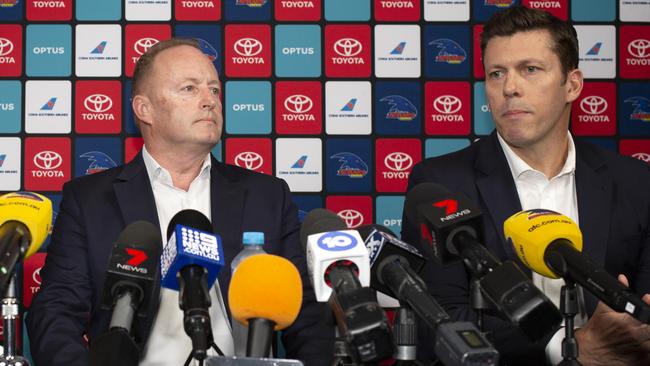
[486,58,547,69]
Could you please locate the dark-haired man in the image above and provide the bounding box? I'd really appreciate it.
[27,39,334,366]
[401,6,650,366]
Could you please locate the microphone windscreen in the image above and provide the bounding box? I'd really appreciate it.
[228,254,302,330]
[357,224,395,240]
[0,191,52,258]
[166,209,212,239]
[299,208,347,249]
[404,183,450,223]
[116,220,162,250]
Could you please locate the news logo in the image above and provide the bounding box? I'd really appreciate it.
[275,0,320,21]
[175,0,221,20]
[375,138,421,192]
[25,80,71,134]
[180,226,221,261]
[326,81,371,135]
[424,25,471,78]
[125,0,171,20]
[374,0,419,21]
[317,231,358,251]
[619,83,650,136]
[225,138,272,175]
[275,25,321,77]
[125,24,171,76]
[225,24,271,77]
[374,25,421,78]
[26,24,71,77]
[0,80,21,133]
[325,25,371,77]
[26,0,71,20]
[375,81,421,136]
[620,26,650,79]
[326,138,371,193]
[24,137,70,191]
[0,25,21,76]
[276,81,322,135]
[571,82,616,136]
[473,0,515,21]
[326,196,372,229]
[75,24,121,77]
[424,0,468,21]
[224,0,270,20]
[0,137,20,191]
[425,82,471,135]
[324,0,369,21]
[575,25,616,79]
[522,0,567,20]
[276,138,321,192]
[74,137,120,177]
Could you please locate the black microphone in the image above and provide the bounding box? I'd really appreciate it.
[90,220,162,366]
[359,224,499,366]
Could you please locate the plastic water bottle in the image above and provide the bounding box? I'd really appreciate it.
[231,231,266,356]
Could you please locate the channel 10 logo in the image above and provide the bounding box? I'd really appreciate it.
[317,231,358,252]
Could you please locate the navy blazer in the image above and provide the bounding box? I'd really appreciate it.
[26,152,334,366]
[401,132,650,365]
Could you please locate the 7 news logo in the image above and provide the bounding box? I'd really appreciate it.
[117,248,149,273]
[433,199,470,222]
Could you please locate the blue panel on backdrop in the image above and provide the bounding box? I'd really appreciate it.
[174,24,222,76]
[75,137,121,178]
[375,81,421,136]
[424,25,471,79]
[293,195,323,223]
[224,0,271,21]
[326,138,371,193]
[619,83,650,137]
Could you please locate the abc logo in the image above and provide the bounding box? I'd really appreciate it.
[317,231,358,251]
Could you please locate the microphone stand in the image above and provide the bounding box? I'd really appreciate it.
[558,280,581,366]
[469,277,490,333]
[0,273,29,366]
[330,328,359,366]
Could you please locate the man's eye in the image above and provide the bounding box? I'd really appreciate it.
[211,88,220,95]
[183,85,195,92]
[526,66,538,73]
[488,70,503,79]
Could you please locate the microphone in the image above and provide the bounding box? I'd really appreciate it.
[505,209,650,323]
[91,220,162,366]
[228,254,302,358]
[404,183,562,341]
[359,224,499,366]
[300,208,394,364]
[0,191,52,293]
[161,209,224,360]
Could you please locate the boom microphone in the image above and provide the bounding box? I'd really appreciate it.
[404,183,562,341]
[505,209,650,323]
[228,254,302,358]
[0,192,52,293]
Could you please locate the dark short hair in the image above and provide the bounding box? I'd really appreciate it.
[480,6,579,77]
[131,38,201,97]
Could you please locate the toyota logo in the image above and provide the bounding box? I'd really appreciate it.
[433,95,462,114]
[34,151,63,170]
[337,209,364,228]
[0,38,13,57]
[284,95,313,114]
[632,152,650,163]
[134,38,159,56]
[234,38,263,57]
[234,152,263,170]
[580,96,608,115]
[84,94,113,113]
[334,38,362,57]
[384,152,413,172]
[628,39,650,58]
[33,267,42,285]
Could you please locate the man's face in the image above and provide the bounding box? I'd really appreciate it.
[483,29,581,149]
[138,45,222,150]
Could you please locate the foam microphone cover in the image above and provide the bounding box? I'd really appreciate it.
[0,191,52,258]
[228,254,303,330]
[166,209,212,239]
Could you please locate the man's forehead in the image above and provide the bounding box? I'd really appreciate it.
[484,30,555,64]
[151,45,219,78]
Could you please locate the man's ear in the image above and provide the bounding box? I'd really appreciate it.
[565,68,584,104]
[132,94,154,127]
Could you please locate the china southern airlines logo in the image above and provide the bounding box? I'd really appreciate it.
[91,41,107,54]
[380,95,417,121]
[390,42,406,55]
[0,154,5,168]
[291,155,308,168]
[586,42,602,56]
[330,152,368,178]
[429,39,467,64]
[625,97,650,122]
[40,98,57,111]
[341,99,357,112]
[80,151,117,175]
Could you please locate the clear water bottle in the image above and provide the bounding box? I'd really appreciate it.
[231,231,266,356]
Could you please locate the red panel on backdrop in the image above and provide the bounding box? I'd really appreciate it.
[124,25,172,77]
[0,24,22,77]
[326,195,372,229]
[276,81,322,135]
[225,138,273,175]
[24,137,71,192]
[75,80,122,134]
[375,138,421,193]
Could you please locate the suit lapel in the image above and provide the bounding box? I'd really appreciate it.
[210,158,247,319]
[474,134,526,269]
[574,142,612,314]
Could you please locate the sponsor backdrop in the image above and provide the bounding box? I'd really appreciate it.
[0,0,649,358]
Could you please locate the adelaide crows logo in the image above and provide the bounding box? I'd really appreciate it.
[380,95,417,121]
[330,152,368,178]
[80,151,117,175]
[429,39,467,65]
[625,97,650,122]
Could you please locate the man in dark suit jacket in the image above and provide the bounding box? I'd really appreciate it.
[401,6,650,366]
[26,38,333,366]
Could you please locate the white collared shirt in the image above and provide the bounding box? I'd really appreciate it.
[139,146,234,366]
[497,132,586,365]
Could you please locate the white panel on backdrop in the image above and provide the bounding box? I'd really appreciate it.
[276,138,322,192]
[125,0,171,21]
[0,137,21,191]
[575,25,616,79]
[325,81,372,135]
[620,0,650,22]
[25,80,71,134]
[75,25,122,77]
[374,25,421,78]
[424,0,469,21]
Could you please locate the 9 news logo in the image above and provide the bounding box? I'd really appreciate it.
[181,227,220,261]
[317,231,358,251]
